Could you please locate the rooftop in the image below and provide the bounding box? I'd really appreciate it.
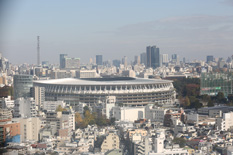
[34,77,172,86]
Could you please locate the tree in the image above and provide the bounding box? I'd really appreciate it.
[56,105,66,112]
[75,112,83,127]
[201,94,211,102]
[207,100,214,107]
[83,106,90,115]
[189,96,202,109]
[216,92,226,103]
[228,94,233,103]
[184,96,190,108]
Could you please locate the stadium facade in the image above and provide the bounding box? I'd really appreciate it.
[33,77,176,106]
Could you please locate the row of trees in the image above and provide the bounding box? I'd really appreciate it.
[75,106,115,128]
[174,77,233,109]
[173,78,203,109]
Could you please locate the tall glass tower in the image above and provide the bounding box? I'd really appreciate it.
[13,74,33,100]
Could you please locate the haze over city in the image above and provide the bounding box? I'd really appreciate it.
[1,0,233,64]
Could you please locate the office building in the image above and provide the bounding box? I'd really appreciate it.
[113,59,121,67]
[60,54,68,69]
[200,73,233,97]
[96,55,103,65]
[162,54,169,64]
[147,46,160,68]
[140,52,147,66]
[134,55,140,65]
[64,57,80,69]
[122,56,127,67]
[172,54,179,65]
[13,74,33,100]
[206,55,214,63]
[146,46,152,68]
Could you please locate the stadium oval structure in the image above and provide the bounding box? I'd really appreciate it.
[33,77,176,106]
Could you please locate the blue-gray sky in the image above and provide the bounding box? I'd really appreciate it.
[0,0,233,64]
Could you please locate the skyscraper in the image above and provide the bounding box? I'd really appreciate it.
[140,53,147,66]
[134,56,140,65]
[122,56,127,67]
[206,55,214,63]
[60,54,68,69]
[147,45,160,68]
[162,54,169,63]
[96,55,103,65]
[146,46,152,68]
[172,54,179,65]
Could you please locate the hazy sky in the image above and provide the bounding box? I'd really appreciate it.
[0,0,233,64]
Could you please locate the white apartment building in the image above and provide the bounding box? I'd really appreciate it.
[61,110,75,132]
[216,112,233,131]
[0,96,14,109]
[31,86,45,109]
[14,98,37,118]
[145,105,167,123]
[102,96,116,119]
[112,106,145,122]
[76,69,97,78]
[0,108,12,121]
[43,101,66,112]
[149,129,188,155]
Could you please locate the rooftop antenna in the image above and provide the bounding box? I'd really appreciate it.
[37,36,40,66]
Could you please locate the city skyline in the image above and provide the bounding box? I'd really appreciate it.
[0,0,233,64]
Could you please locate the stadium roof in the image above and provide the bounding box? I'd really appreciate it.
[33,77,172,86]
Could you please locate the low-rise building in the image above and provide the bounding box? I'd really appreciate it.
[112,106,145,122]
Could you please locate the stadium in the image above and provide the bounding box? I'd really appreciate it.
[33,77,176,106]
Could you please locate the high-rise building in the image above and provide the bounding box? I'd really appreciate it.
[96,55,103,65]
[162,54,169,64]
[60,54,68,69]
[183,57,186,63]
[122,56,127,67]
[147,45,160,68]
[206,55,214,63]
[140,52,147,66]
[30,86,45,109]
[146,46,152,68]
[13,74,33,100]
[172,54,179,65]
[134,55,140,65]
[112,59,121,67]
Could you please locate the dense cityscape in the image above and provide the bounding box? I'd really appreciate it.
[1,49,233,154]
[1,0,233,155]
